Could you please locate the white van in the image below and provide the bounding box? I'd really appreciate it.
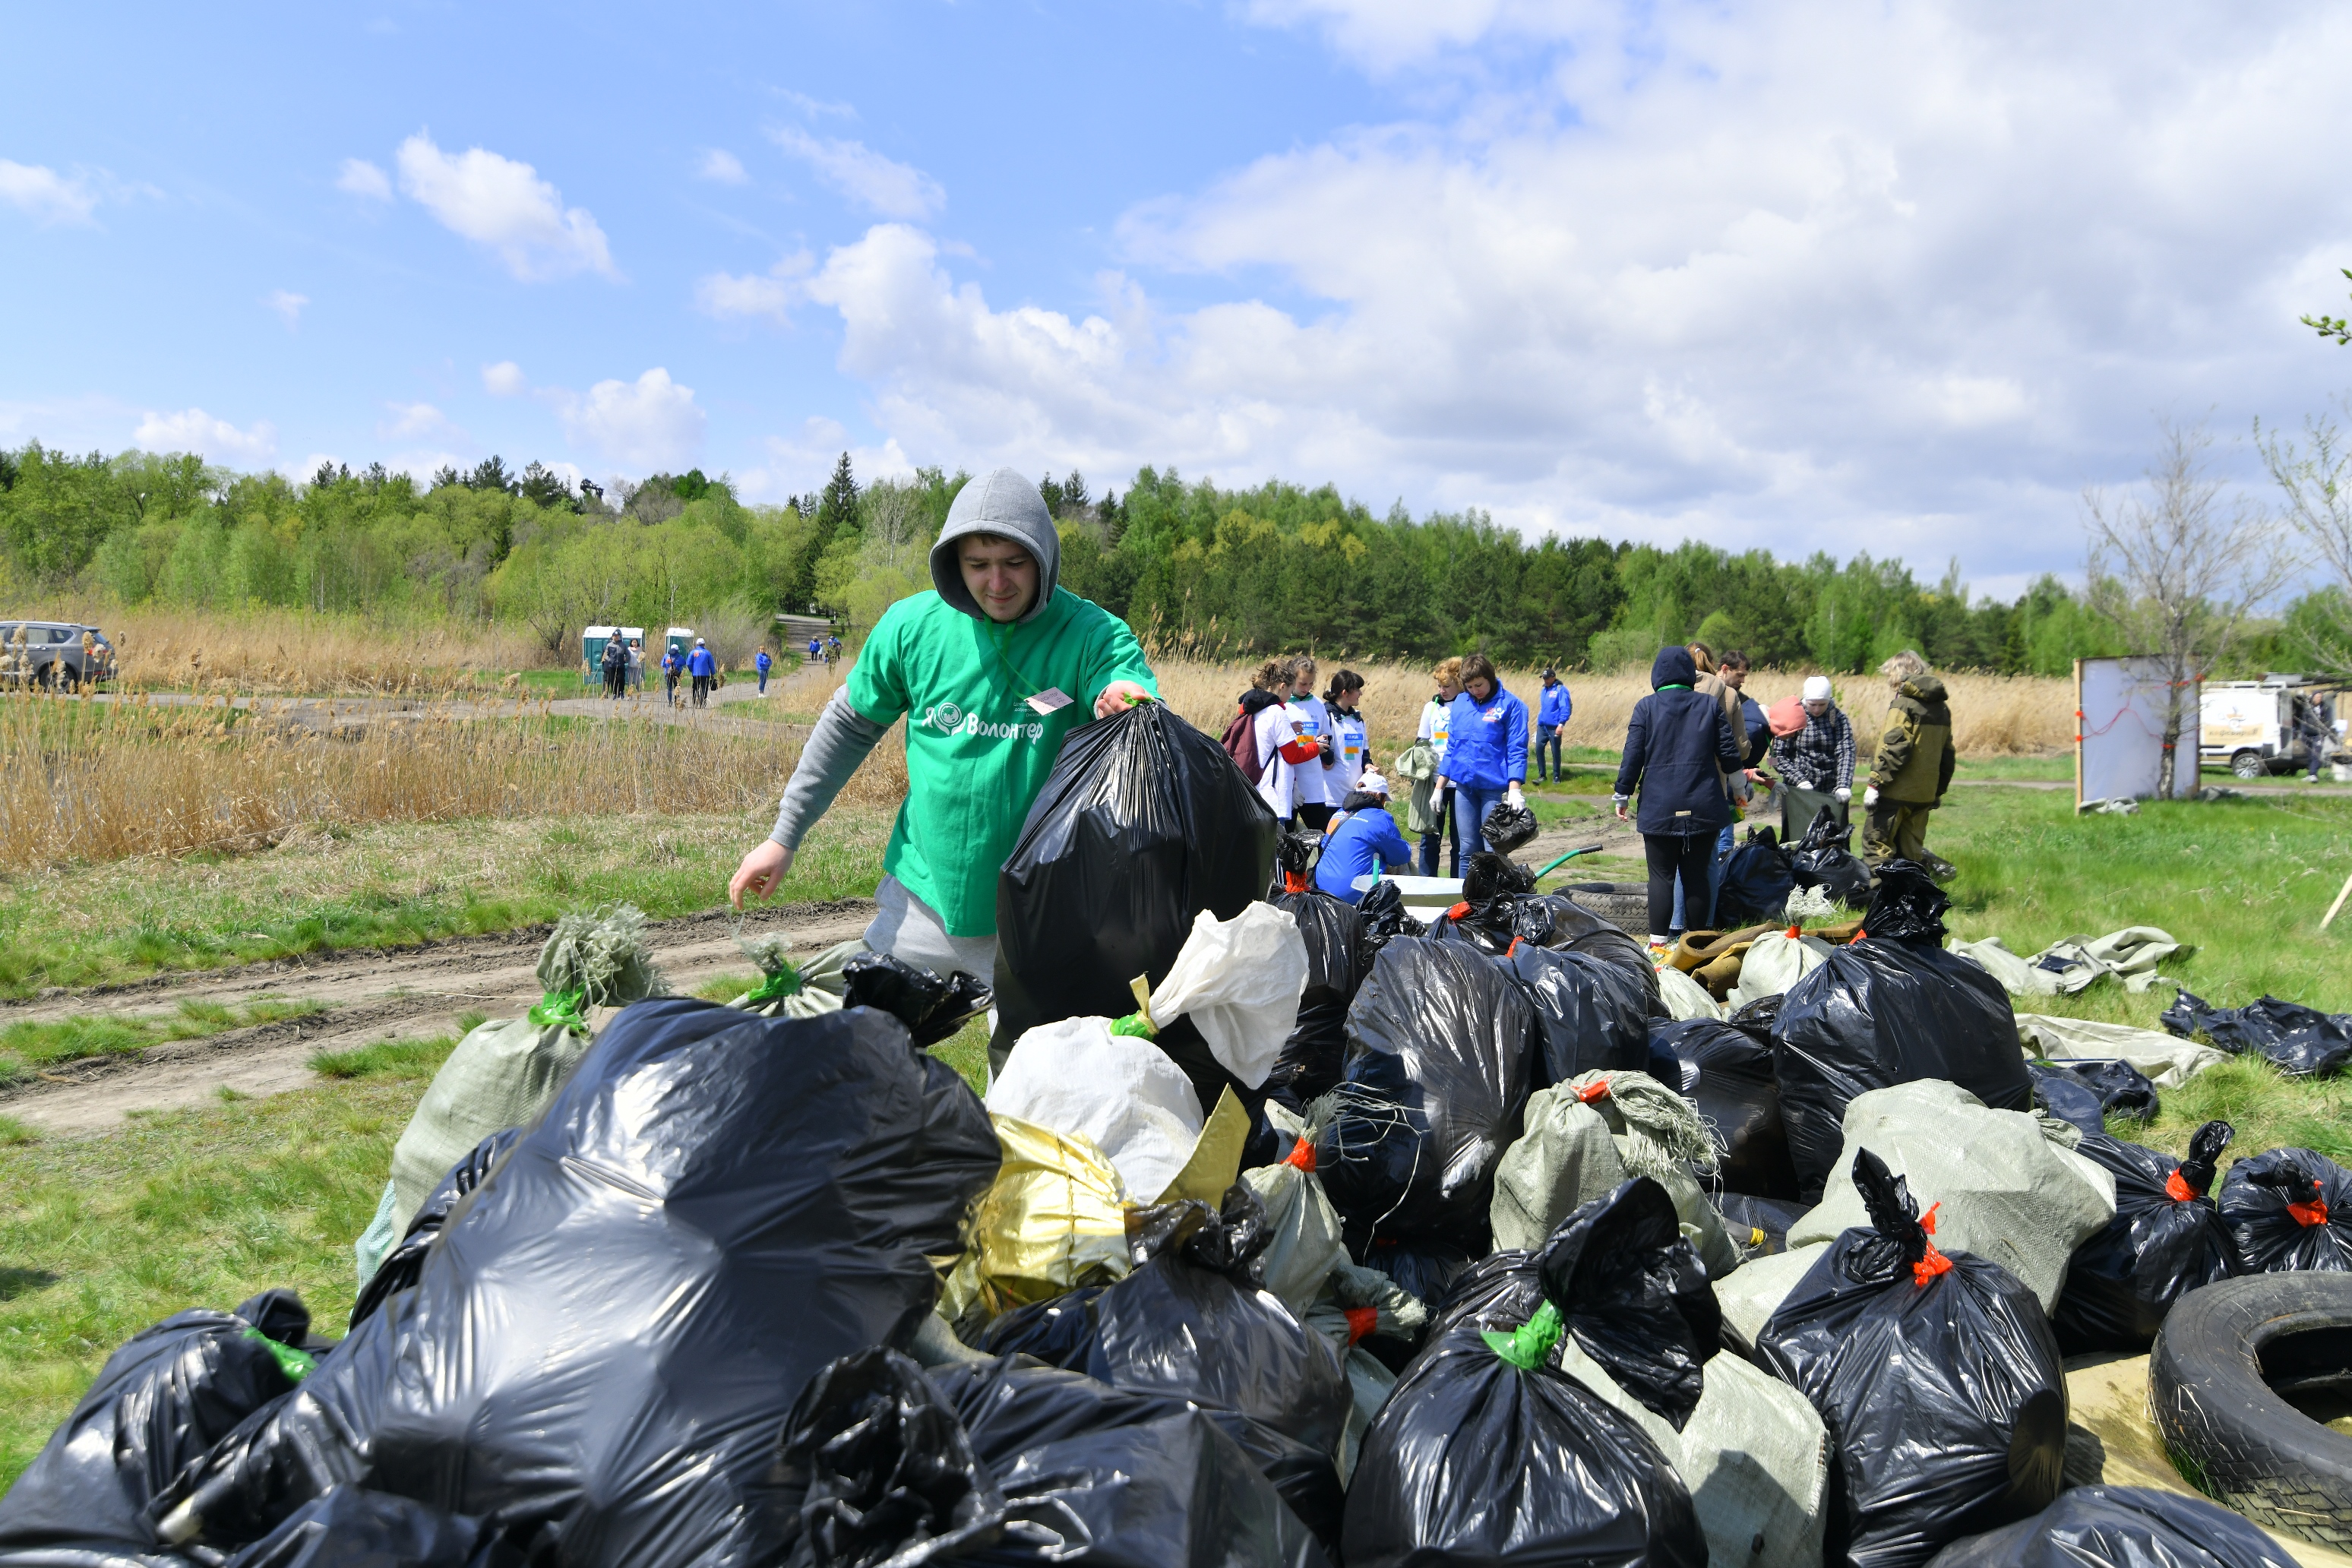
[2199,677,2342,777]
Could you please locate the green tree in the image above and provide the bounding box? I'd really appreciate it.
[799,453,860,611]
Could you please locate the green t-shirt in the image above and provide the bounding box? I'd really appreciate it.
[848,586,1159,937]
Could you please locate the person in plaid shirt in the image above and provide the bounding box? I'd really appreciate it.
[1771,675,1854,840]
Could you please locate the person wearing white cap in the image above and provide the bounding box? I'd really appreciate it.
[1770,675,1856,841]
[1312,769,1413,904]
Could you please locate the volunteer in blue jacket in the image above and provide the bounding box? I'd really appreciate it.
[1613,646,1746,948]
[755,646,773,695]
[686,637,717,707]
[1534,667,1573,782]
[1438,652,1528,857]
[1314,770,1413,903]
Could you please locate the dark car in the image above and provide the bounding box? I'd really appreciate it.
[0,621,119,689]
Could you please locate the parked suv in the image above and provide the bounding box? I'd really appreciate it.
[0,621,119,689]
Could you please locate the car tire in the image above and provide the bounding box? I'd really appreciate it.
[2230,751,2268,780]
[2150,1272,2352,1551]
[1562,882,1649,933]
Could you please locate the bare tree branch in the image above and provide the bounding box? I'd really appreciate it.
[2259,400,2352,681]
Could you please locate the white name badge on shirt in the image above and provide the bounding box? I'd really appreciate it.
[1025,688,1073,715]
[1483,709,1504,723]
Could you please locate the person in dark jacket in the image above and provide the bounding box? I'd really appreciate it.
[1862,649,1957,877]
[1614,646,1745,947]
[687,637,717,707]
[599,634,628,699]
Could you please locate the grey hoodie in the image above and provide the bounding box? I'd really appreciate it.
[928,467,1061,623]
[772,468,1063,852]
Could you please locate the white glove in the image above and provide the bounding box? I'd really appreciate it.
[1506,782,1525,808]
[1833,786,1851,803]
[1863,786,1879,808]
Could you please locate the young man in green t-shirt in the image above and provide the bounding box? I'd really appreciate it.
[728,468,1156,979]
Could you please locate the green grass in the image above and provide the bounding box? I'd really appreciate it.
[0,806,893,999]
[0,998,326,1087]
[1952,754,2073,780]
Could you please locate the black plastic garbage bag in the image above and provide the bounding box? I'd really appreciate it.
[1657,1017,1801,1200]
[2028,1058,2158,1135]
[1314,937,1537,1246]
[995,701,1281,1113]
[777,1348,1332,1568]
[223,1488,484,1568]
[2052,1123,2238,1355]
[1536,1178,1721,1430]
[2161,990,2352,1078]
[975,1184,1350,1552]
[349,1128,522,1331]
[1462,850,1536,902]
[2026,1063,2109,1136]
[153,1000,1001,1566]
[1510,943,1653,1084]
[0,1292,316,1566]
[1342,1258,1705,1567]
[2218,1146,2352,1273]
[1716,836,1797,926]
[1858,858,1949,944]
[1355,880,1423,947]
[1923,1483,2297,1568]
[1480,800,1540,855]
[1426,891,1554,955]
[1772,931,2027,1200]
[1271,826,1320,896]
[839,952,992,1048]
[1263,892,1374,1111]
[1791,806,1874,908]
[1758,1149,2069,1568]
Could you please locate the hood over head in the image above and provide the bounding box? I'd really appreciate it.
[929,468,1061,624]
[1651,646,1698,691]
[1901,673,1949,706]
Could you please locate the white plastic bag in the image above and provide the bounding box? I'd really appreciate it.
[1145,903,1310,1089]
[986,1017,1206,1200]
[1728,930,1834,1010]
[1656,963,1724,1020]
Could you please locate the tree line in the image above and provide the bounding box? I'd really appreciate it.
[0,438,2343,675]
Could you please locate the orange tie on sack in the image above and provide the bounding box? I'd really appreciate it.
[1913,1201,1954,1286]
[1283,1136,1317,1173]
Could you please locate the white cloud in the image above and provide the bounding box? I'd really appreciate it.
[132,408,277,463]
[0,160,99,225]
[695,253,813,325]
[738,416,913,501]
[778,2,2352,584]
[264,289,308,329]
[555,368,706,471]
[697,148,748,185]
[335,157,393,201]
[378,402,462,442]
[394,133,616,282]
[768,128,942,220]
[481,360,527,396]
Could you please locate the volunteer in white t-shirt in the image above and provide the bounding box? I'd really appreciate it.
[1266,654,1336,830]
[1322,669,1369,801]
[1253,659,1320,825]
[1415,656,1464,876]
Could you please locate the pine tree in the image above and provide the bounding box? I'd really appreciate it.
[798,452,859,609]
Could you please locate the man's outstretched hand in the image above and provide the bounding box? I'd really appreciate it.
[729,839,793,909]
[1095,680,1152,718]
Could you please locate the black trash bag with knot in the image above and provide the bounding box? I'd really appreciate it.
[1340,1224,1706,1567]
[2027,1058,2158,1136]
[349,1127,523,1331]
[2160,990,2352,1078]
[1922,1483,2297,1568]
[2218,1146,2352,1273]
[1758,1148,2069,1568]
[840,951,992,1048]
[1857,858,1948,944]
[1508,943,1653,1085]
[0,1291,318,1565]
[776,1346,1332,1568]
[1263,891,1375,1111]
[1790,805,1875,908]
[1461,849,1536,902]
[1656,1017,1802,1200]
[977,1182,1352,1554]
[1536,1178,1721,1430]
[1424,891,1554,955]
[2052,1122,2239,1355]
[1313,937,1538,1248]
[1355,880,1423,947]
[1479,798,1540,855]
[149,999,1001,1566]
[1772,923,2026,1201]
[995,700,1282,1114]
[1269,826,1320,896]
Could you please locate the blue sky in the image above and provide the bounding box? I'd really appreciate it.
[5,1,2351,599]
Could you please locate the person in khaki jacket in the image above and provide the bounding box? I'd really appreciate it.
[1862,649,1957,878]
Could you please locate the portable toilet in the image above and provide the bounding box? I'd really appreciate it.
[581,624,620,687]
[665,627,697,665]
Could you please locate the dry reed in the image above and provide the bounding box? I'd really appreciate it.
[17,603,558,696]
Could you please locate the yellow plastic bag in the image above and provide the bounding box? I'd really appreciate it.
[968,1114,1133,1316]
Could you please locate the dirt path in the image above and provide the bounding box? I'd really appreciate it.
[0,898,876,1136]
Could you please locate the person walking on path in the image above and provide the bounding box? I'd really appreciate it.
[1440,652,1529,858]
[627,637,644,694]
[809,636,822,664]
[729,467,1154,987]
[661,644,681,707]
[1614,646,1745,949]
[599,634,628,700]
[1314,770,1414,903]
[1533,667,1572,782]
[1772,675,1856,841]
[687,638,717,707]
[1415,657,1464,875]
[2298,697,2334,783]
[1323,669,1369,801]
[755,646,773,695]
[1862,650,1957,877]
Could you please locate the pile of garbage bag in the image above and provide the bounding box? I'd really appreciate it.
[1788,805,1874,908]
[2162,988,2352,1077]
